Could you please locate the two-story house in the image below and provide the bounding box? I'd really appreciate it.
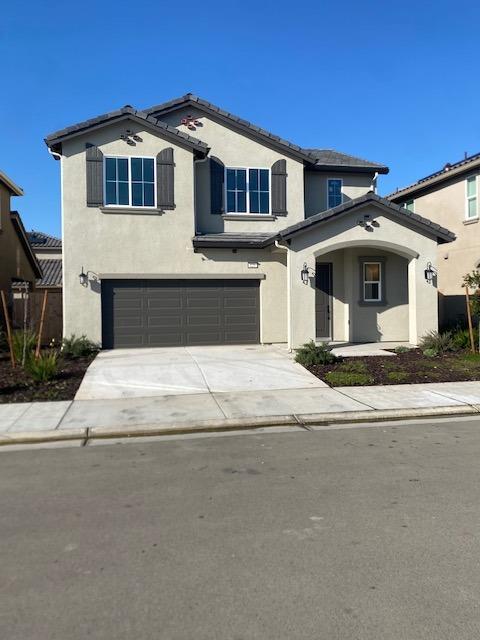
[388,152,480,328]
[0,169,41,299]
[45,94,454,350]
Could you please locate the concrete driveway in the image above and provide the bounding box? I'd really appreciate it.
[75,344,326,400]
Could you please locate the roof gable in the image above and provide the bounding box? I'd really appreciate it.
[145,94,317,164]
[277,193,455,244]
[45,107,210,156]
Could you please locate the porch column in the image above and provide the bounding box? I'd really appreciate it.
[408,256,438,345]
[408,258,418,344]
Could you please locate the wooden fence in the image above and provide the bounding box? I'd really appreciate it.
[12,289,63,345]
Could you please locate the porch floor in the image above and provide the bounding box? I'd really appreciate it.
[328,342,415,358]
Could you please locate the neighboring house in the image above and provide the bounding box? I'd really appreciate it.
[388,152,480,327]
[0,169,41,300]
[17,231,63,343]
[45,94,454,350]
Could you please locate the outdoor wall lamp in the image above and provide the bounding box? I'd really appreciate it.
[79,267,100,287]
[424,262,436,283]
[79,267,88,286]
[301,263,314,285]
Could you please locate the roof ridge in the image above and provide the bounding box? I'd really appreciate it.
[388,151,480,199]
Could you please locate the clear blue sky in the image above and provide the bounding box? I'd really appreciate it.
[2,0,478,237]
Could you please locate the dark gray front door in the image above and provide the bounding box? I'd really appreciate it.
[101,279,260,348]
[315,263,333,339]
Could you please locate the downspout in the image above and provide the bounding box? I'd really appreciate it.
[274,239,292,351]
[371,172,379,193]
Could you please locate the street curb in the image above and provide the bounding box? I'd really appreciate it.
[0,428,87,446]
[1,405,480,447]
[88,414,298,439]
[298,405,480,425]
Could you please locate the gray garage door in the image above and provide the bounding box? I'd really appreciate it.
[101,279,260,348]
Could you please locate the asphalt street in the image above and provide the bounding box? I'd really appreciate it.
[2,417,480,639]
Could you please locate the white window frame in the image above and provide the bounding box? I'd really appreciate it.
[466,175,478,220]
[103,156,157,209]
[363,261,382,302]
[403,199,415,212]
[224,167,271,215]
[327,178,343,209]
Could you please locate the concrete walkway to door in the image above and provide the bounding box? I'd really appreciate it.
[75,345,327,401]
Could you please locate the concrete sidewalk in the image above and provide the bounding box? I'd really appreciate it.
[1,380,480,446]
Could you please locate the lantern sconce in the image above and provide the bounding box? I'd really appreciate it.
[424,262,436,284]
[79,267,100,287]
[301,263,315,285]
[79,266,88,286]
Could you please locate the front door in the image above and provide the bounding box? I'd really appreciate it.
[315,263,333,340]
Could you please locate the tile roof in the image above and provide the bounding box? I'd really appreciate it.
[388,151,480,200]
[302,149,388,173]
[145,94,316,163]
[45,106,210,155]
[193,232,273,249]
[36,259,62,287]
[28,230,62,249]
[276,192,455,244]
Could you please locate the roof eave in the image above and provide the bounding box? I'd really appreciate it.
[0,170,23,196]
[309,164,389,175]
[277,194,455,245]
[10,212,43,278]
[45,110,209,157]
[388,156,480,201]
[146,96,317,165]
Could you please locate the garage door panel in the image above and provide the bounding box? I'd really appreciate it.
[102,279,260,348]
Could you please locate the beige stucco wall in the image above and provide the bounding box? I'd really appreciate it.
[0,183,37,292]
[401,174,479,325]
[160,106,306,234]
[35,249,62,261]
[287,205,439,347]
[304,172,374,217]
[61,120,288,344]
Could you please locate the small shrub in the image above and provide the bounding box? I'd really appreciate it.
[25,350,59,383]
[325,371,373,386]
[394,345,410,354]
[423,347,438,358]
[387,371,409,383]
[62,334,99,359]
[451,327,479,351]
[11,330,37,364]
[419,330,454,354]
[295,340,339,366]
[337,360,368,373]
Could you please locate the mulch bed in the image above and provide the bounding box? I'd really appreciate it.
[0,353,96,403]
[306,349,480,386]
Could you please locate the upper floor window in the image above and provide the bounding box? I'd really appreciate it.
[403,199,415,212]
[466,176,478,219]
[327,179,342,209]
[226,168,270,214]
[105,156,155,208]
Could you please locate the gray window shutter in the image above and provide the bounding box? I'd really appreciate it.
[210,156,225,214]
[86,144,104,207]
[271,159,287,215]
[156,148,175,210]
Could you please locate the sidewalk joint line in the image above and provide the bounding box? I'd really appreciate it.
[185,348,228,419]
[331,387,377,410]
